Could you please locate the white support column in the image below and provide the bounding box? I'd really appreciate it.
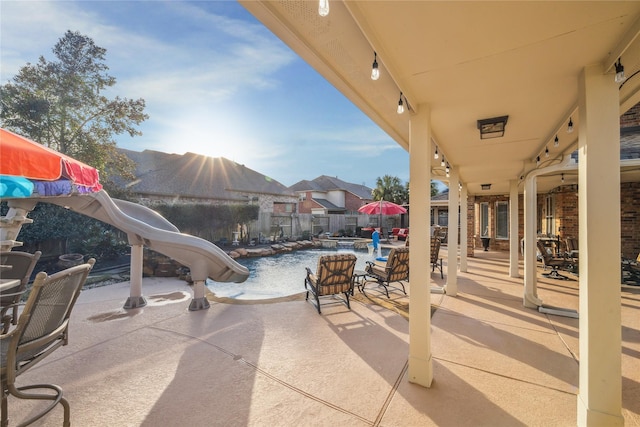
[408,104,433,388]
[460,183,468,273]
[523,175,542,308]
[124,244,147,309]
[509,179,520,278]
[445,169,459,296]
[576,64,623,426]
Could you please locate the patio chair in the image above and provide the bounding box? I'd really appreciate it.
[0,250,42,333]
[622,252,640,285]
[304,254,356,314]
[1,259,95,427]
[431,237,443,279]
[364,247,410,298]
[536,240,573,280]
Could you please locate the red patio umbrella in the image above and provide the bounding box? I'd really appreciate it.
[358,200,407,228]
[0,128,102,194]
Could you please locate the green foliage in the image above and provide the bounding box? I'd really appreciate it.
[372,175,409,204]
[153,203,259,242]
[431,180,439,197]
[0,30,147,184]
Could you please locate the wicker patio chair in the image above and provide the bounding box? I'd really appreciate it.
[1,259,95,427]
[364,247,410,298]
[0,251,42,333]
[304,254,357,314]
[431,237,443,279]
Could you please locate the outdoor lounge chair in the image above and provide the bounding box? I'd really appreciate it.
[0,250,42,333]
[1,259,95,427]
[431,237,443,279]
[364,247,409,298]
[622,252,640,285]
[304,254,356,314]
[536,240,573,280]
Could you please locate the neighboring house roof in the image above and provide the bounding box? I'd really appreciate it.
[289,179,324,192]
[312,198,346,212]
[431,189,449,202]
[118,148,294,201]
[621,128,640,160]
[289,175,372,199]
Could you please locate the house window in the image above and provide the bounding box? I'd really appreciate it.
[299,193,306,201]
[495,201,508,239]
[438,210,448,226]
[545,195,555,235]
[480,202,489,237]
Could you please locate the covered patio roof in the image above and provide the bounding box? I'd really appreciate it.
[240,1,640,194]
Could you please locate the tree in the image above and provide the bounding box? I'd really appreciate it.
[372,175,408,204]
[0,30,148,190]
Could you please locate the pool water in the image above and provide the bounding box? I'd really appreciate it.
[206,248,390,300]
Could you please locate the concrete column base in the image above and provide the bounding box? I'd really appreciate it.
[124,296,147,309]
[189,297,210,311]
[577,397,624,427]
[408,355,433,388]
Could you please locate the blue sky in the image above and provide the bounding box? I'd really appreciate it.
[0,0,409,189]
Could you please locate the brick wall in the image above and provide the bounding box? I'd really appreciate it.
[621,182,640,258]
[344,192,367,213]
[469,182,639,258]
[621,103,640,128]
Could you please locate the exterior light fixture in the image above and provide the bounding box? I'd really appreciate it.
[481,184,491,190]
[371,52,380,80]
[615,58,626,83]
[554,135,559,147]
[567,118,574,133]
[397,92,404,114]
[318,0,329,17]
[477,115,508,139]
[434,146,439,160]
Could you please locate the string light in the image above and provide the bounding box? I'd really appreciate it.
[615,58,626,83]
[554,135,559,147]
[318,0,329,17]
[536,156,540,166]
[561,173,565,183]
[545,146,549,157]
[371,52,380,80]
[397,92,404,114]
[434,146,439,160]
[441,156,446,167]
[567,118,574,133]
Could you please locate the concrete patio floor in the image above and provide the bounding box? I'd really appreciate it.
[5,250,639,426]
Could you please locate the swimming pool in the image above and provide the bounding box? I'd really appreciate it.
[206,248,390,300]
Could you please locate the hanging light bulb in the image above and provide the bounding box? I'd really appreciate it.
[567,118,574,133]
[554,135,559,147]
[318,0,329,17]
[545,146,549,157]
[445,162,450,175]
[371,52,380,80]
[441,156,446,167]
[397,92,404,114]
[434,146,439,160]
[561,173,565,183]
[536,156,540,165]
[614,58,626,83]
